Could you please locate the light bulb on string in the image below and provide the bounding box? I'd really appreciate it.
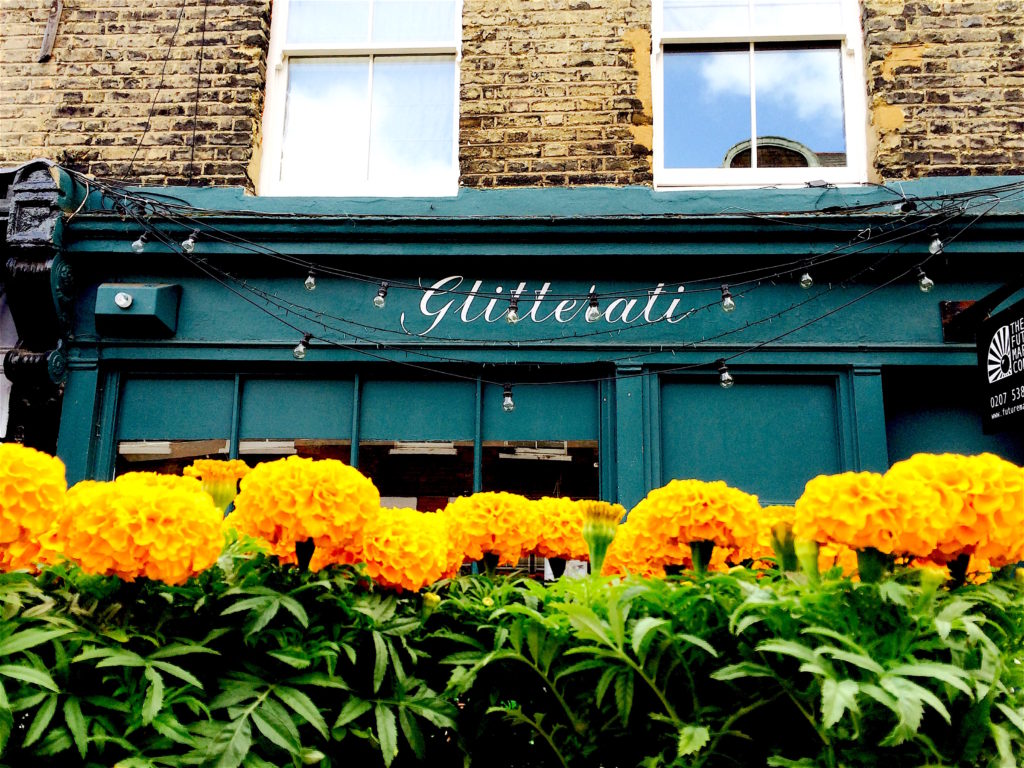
[373,281,389,309]
[893,199,917,214]
[293,333,312,360]
[928,233,944,255]
[507,296,520,325]
[717,359,734,389]
[502,383,515,413]
[720,285,736,313]
[131,232,148,253]
[585,291,601,323]
[304,270,317,291]
[915,266,935,293]
[181,230,198,254]
[799,271,814,289]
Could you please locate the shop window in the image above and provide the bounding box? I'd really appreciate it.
[259,0,459,196]
[654,0,867,187]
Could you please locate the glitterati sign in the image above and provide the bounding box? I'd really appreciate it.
[978,297,1024,433]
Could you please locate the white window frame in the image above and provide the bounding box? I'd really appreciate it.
[259,0,462,197]
[652,0,868,189]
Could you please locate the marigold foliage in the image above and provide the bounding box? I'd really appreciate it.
[885,452,1024,567]
[362,507,452,591]
[442,492,537,565]
[47,473,223,584]
[0,443,67,572]
[531,497,588,560]
[226,456,380,569]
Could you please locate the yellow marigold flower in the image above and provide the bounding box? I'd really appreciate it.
[183,459,250,512]
[441,492,538,565]
[0,444,67,572]
[362,507,450,592]
[226,456,380,569]
[626,478,761,564]
[793,471,944,557]
[886,452,1024,567]
[47,473,223,584]
[531,497,588,560]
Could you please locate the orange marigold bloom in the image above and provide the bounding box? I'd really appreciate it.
[441,492,538,565]
[226,456,380,569]
[886,452,1024,567]
[47,473,223,584]
[183,459,251,512]
[793,471,944,557]
[362,507,451,591]
[0,444,67,572]
[531,497,588,560]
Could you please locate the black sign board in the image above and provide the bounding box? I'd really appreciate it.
[978,297,1024,433]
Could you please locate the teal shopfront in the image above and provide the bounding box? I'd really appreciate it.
[51,178,1024,509]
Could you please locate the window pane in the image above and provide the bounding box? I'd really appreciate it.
[368,56,455,182]
[663,47,751,169]
[753,0,843,35]
[281,58,371,185]
[663,0,750,37]
[754,45,846,168]
[287,0,370,45]
[372,0,457,43]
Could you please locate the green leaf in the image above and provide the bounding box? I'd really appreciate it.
[757,640,818,665]
[375,703,399,768]
[880,675,950,724]
[148,643,220,661]
[0,704,12,756]
[274,685,328,740]
[557,603,614,647]
[887,662,973,697]
[398,707,425,760]
[151,712,197,746]
[266,650,311,669]
[252,703,301,755]
[23,692,58,747]
[995,703,1024,736]
[0,628,71,657]
[278,596,309,628]
[142,666,165,725]
[334,698,372,728]
[63,697,88,758]
[816,646,884,675]
[151,660,204,690]
[0,664,59,692]
[595,665,617,707]
[679,633,718,658]
[630,617,668,658]
[711,662,773,681]
[677,724,710,757]
[821,678,859,728]
[248,602,281,637]
[209,716,253,768]
[220,596,272,616]
[613,670,634,726]
[990,722,1017,768]
[373,631,388,694]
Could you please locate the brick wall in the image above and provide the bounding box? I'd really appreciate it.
[459,0,653,188]
[863,0,1024,179]
[0,0,270,187]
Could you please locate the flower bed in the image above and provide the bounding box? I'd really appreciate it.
[0,445,1021,766]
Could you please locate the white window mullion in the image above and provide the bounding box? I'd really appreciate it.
[365,55,376,182]
[748,42,757,170]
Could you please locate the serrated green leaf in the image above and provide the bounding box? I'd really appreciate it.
[679,633,718,658]
[630,617,668,658]
[23,692,57,747]
[220,596,272,616]
[247,602,281,637]
[0,664,59,692]
[274,685,328,739]
[373,632,388,694]
[151,660,203,690]
[142,666,164,725]
[334,698,372,728]
[991,722,1016,768]
[148,643,220,661]
[278,596,309,628]
[757,640,818,664]
[0,628,71,657]
[711,662,773,681]
[34,724,73,756]
[151,711,196,746]
[614,670,633,726]
[821,678,859,728]
[0,704,12,756]
[880,675,950,724]
[677,724,710,756]
[209,716,253,768]
[62,697,88,758]
[995,703,1024,736]
[375,704,399,768]
[398,707,425,759]
[266,650,311,669]
[252,704,301,755]
[816,646,884,675]
[887,662,973,697]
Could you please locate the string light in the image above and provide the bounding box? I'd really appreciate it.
[928,233,945,255]
[304,270,316,291]
[502,383,515,413]
[585,291,601,323]
[717,359,734,389]
[373,281,389,309]
[915,266,935,293]
[293,332,312,360]
[131,232,148,253]
[893,199,917,214]
[799,272,814,289]
[181,230,198,253]
[720,285,736,313]
[507,295,520,325]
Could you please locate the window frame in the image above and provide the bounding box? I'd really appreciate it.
[652,0,868,189]
[259,0,462,197]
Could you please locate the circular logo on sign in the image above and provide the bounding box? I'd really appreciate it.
[987,325,1013,384]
